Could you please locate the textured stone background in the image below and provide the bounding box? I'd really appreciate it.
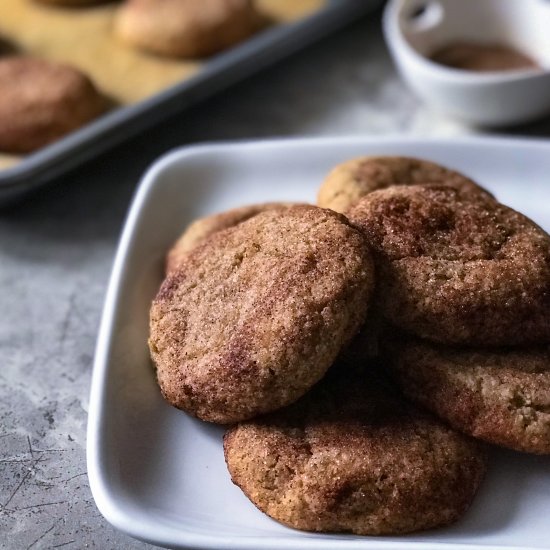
[1,9,549,550]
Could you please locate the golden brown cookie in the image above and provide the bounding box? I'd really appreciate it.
[317,156,492,214]
[384,334,550,455]
[149,205,374,424]
[348,184,550,346]
[0,56,105,154]
[115,0,262,58]
[166,202,299,275]
[224,365,487,535]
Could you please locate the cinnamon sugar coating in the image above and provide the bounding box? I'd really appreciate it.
[165,202,300,274]
[0,56,105,154]
[317,156,491,214]
[224,366,487,534]
[348,184,550,346]
[149,205,374,423]
[384,334,550,455]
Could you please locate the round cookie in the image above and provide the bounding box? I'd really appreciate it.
[385,335,550,454]
[166,202,299,274]
[149,205,374,424]
[348,184,550,346]
[115,0,262,58]
[0,56,105,154]
[224,366,487,535]
[317,156,492,214]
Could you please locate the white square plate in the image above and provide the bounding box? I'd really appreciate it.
[87,136,550,550]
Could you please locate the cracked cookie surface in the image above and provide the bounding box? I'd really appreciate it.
[317,156,491,214]
[224,366,487,534]
[149,205,374,423]
[348,184,550,346]
[385,334,550,454]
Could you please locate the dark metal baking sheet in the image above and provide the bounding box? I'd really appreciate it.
[0,0,381,203]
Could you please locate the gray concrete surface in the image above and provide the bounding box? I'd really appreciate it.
[1,11,549,550]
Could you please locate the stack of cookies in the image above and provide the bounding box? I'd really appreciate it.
[321,157,550,456]
[148,156,549,536]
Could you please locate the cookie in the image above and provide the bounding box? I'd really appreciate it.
[166,202,298,274]
[224,365,487,535]
[317,156,491,214]
[348,184,550,346]
[149,205,374,424]
[385,334,550,454]
[0,56,105,154]
[115,0,261,58]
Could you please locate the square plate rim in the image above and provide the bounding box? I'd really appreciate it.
[87,134,550,550]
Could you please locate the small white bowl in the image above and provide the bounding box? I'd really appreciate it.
[383,0,550,126]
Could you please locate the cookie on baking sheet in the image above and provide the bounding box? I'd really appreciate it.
[0,56,105,154]
[384,334,550,455]
[149,205,374,424]
[166,202,299,274]
[224,365,487,535]
[317,156,491,214]
[348,184,550,347]
[115,0,262,58]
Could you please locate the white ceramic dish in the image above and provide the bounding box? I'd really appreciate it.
[383,0,550,126]
[87,136,550,550]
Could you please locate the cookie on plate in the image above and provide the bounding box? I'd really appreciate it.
[317,156,491,214]
[224,365,487,535]
[384,334,550,455]
[348,184,550,346]
[115,0,262,58]
[149,205,374,424]
[166,202,299,274]
[0,56,105,154]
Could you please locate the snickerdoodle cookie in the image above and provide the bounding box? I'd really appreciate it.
[0,56,105,154]
[115,0,261,58]
[385,335,550,454]
[149,205,374,424]
[166,202,298,274]
[317,156,491,213]
[348,184,550,346]
[224,366,487,535]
